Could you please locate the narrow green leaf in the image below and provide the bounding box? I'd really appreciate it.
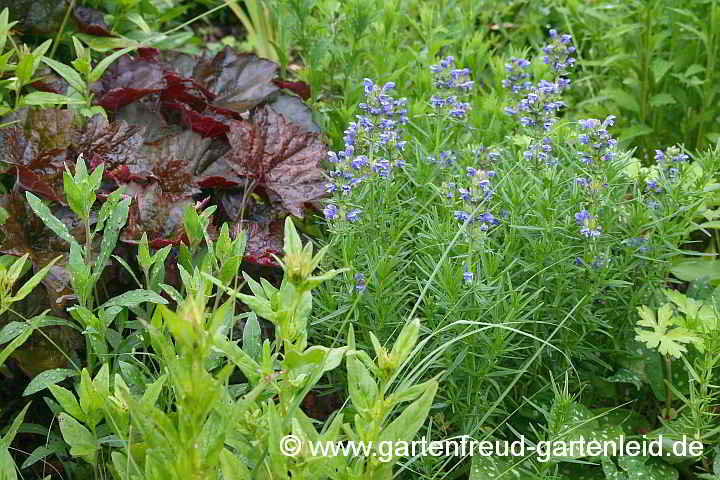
[23,369,78,396]
[40,57,86,94]
[0,327,34,367]
[99,289,168,310]
[0,402,31,448]
[93,197,130,279]
[242,313,261,361]
[21,92,85,106]
[11,255,62,303]
[25,193,78,246]
[0,322,28,344]
[89,47,136,83]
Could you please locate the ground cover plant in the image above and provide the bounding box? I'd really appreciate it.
[0,1,720,480]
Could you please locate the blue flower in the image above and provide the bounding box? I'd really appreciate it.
[346,209,362,222]
[324,204,338,220]
[463,263,473,283]
[575,177,590,188]
[354,273,366,291]
[575,210,591,225]
[454,211,471,222]
[363,78,374,96]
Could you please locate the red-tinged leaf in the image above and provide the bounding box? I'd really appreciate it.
[161,100,229,138]
[31,67,70,95]
[241,219,284,266]
[199,107,327,217]
[117,129,227,243]
[273,79,311,100]
[163,71,215,107]
[71,114,145,171]
[191,47,279,115]
[72,6,112,37]
[196,176,242,189]
[121,181,194,245]
[96,88,163,111]
[106,165,154,184]
[91,55,166,110]
[1,110,75,202]
[15,166,64,203]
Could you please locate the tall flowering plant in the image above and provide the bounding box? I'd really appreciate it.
[323,79,409,224]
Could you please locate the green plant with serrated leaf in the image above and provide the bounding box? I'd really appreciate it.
[635,288,720,455]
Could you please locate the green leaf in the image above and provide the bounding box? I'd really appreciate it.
[89,47,136,83]
[25,192,78,246]
[607,368,644,390]
[604,88,641,113]
[378,379,438,455]
[11,255,62,303]
[0,402,31,448]
[0,326,34,367]
[389,317,419,366]
[283,216,302,255]
[635,304,700,358]
[219,448,252,479]
[57,413,97,462]
[20,445,62,470]
[93,196,130,279]
[40,57,86,95]
[0,448,17,480]
[15,53,34,85]
[649,93,676,107]
[23,369,78,396]
[470,455,531,480]
[99,289,168,310]
[347,354,378,412]
[0,322,28,344]
[215,338,261,385]
[242,313,261,361]
[48,384,84,421]
[651,58,673,83]
[21,92,85,106]
[671,259,720,281]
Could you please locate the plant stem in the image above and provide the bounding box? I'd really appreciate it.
[49,0,76,60]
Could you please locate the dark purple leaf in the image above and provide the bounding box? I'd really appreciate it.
[241,219,284,266]
[190,47,279,115]
[31,66,69,95]
[91,54,166,110]
[273,79,311,100]
[15,166,63,203]
[267,93,322,133]
[72,6,111,37]
[70,114,145,171]
[199,106,327,217]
